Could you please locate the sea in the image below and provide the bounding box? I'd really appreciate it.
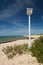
[0,36,27,43]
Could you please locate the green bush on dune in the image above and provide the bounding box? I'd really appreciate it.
[30,36,43,63]
[2,44,29,59]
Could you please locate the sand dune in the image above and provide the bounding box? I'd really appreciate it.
[0,39,42,65]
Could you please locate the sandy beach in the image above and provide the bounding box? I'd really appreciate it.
[0,0,43,64]
[0,38,41,65]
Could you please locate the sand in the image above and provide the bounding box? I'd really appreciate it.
[0,39,42,65]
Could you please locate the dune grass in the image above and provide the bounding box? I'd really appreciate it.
[2,36,43,64]
[30,36,43,63]
[2,44,29,59]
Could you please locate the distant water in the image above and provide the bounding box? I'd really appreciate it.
[0,36,27,43]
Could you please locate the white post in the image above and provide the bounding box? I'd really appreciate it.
[27,8,33,48]
[28,15,31,48]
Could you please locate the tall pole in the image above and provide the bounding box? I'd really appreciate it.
[27,8,33,48]
[28,15,31,48]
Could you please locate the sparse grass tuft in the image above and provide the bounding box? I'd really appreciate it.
[2,44,29,59]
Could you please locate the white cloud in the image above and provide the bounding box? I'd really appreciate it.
[41,16,43,20]
[0,0,34,20]
[0,4,22,19]
[31,28,43,34]
[0,27,28,35]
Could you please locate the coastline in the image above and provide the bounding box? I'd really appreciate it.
[0,35,43,65]
[0,34,43,43]
[0,39,40,65]
[0,36,27,43]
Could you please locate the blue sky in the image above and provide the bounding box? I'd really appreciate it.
[0,0,43,36]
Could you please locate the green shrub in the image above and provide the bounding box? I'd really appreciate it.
[2,44,29,59]
[30,36,43,63]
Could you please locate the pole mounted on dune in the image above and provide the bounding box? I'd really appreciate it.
[27,8,33,48]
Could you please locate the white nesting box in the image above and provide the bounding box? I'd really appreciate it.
[27,8,33,15]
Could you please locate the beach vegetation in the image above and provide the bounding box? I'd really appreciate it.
[2,44,29,59]
[30,36,43,63]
